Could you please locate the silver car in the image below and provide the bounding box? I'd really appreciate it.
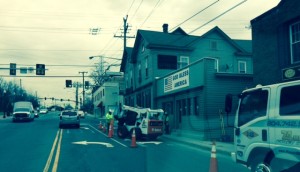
[59,110,80,128]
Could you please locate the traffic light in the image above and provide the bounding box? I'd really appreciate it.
[85,81,89,89]
[10,63,17,75]
[66,80,72,88]
[36,64,45,75]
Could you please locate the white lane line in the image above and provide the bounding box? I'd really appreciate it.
[88,124,128,148]
[43,130,60,172]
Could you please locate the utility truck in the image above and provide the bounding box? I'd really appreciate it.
[114,105,164,140]
[12,101,35,122]
[225,80,300,172]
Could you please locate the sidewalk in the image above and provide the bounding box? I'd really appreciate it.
[160,131,234,156]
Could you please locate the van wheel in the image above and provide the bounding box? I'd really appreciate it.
[250,154,272,172]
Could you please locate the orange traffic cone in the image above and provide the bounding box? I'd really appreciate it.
[130,128,137,148]
[209,142,218,172]
[107,120,114,138]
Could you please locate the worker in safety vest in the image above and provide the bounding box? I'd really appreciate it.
[105,110,114,133]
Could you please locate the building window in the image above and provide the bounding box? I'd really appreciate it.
[178,56,189,69]
[238,61,246,73]
[290,21,300,64]
[142,44,145,53]
[138,63,142,83]
[157,55,177,69]
[145,57,148,78]
[210,40,218,50]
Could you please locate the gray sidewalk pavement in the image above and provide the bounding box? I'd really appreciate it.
[160,132,234,156]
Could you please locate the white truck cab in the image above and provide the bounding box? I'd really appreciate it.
[226,80,300,172]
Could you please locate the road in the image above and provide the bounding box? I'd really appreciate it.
[0,112,249,172]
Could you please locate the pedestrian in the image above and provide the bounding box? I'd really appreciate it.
[105,110,113,133]
[164,112,170,134]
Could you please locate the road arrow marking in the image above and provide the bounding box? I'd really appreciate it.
[72,141,114,147]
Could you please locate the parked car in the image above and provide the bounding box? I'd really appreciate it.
[77,110,85,118]
[39,108,48,114]
[59,110,80,128]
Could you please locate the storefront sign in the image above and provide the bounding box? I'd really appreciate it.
[164,68,189,93]
[282,65,300,81]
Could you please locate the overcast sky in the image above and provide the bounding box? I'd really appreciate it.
[0,0,280,107]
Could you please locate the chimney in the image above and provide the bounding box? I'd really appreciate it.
[162,23,168,33]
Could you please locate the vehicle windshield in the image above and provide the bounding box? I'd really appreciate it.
[14,108,30,112]
[148,112,163,120]
[238,89,268,126]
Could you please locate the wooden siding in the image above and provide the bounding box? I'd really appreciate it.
[203,59,253,140]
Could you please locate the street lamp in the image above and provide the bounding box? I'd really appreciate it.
[89,55,122,61]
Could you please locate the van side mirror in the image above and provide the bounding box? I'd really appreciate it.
[225,94,233,113]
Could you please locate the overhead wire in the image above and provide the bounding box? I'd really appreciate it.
[188,0,247,34]
[138,0,162,28]
[169,0,220,32]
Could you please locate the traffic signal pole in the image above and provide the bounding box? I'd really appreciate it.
[79,71,88,106]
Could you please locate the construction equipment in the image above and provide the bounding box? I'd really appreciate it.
[114,105,164,140]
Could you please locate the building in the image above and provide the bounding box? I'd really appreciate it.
[121,25,254,140]
[251,0,300,85]
[92,75,124,118]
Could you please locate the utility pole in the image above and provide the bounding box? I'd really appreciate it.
[75,82,79,109]
[79,71,88,106]
[114,15,135,50]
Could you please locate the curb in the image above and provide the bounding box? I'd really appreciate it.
[160,136,233,156]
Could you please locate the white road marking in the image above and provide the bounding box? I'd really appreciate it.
[72,141,114,147]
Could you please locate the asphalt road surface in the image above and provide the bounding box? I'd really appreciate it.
[0,112,249,172]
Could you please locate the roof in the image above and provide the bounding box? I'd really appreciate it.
[128,26,252,64]
[200,26,252,55]
[251,1,281,24]
[120,47,133,72]
[131,28,198,62]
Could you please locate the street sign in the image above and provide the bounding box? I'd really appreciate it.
[20,67,28,74]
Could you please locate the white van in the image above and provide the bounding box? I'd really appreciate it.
[226,80,300,172]
[12,101,35,122]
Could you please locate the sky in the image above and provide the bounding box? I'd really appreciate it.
[0,0,280,107]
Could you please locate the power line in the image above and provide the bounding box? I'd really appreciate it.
[139,0,161,28]
[126,0,136,15]
[169,0,220,32]
[189,0,247,34]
